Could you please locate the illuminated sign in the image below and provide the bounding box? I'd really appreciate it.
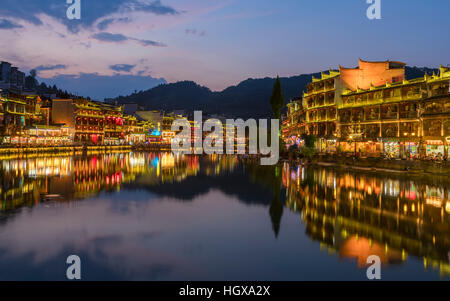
[150,130,161,136]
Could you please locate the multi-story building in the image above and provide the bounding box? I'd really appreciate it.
[124,115,146,144]
[303,70,340,152]
[52,98,102,145]
[0,96,4,139]
[52,98,131,145]
[339,65,449,159]
[0,91,40,144]
[282,97,306,146]
[0,62,25,91]
[1,90,145,146]
[101,102,124,145]
[0,91,73,145]
[283,59,450,159]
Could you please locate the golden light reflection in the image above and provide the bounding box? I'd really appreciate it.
[282,162,450,277]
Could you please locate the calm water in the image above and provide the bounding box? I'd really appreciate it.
[0,152,448,280]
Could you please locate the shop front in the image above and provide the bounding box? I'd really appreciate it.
[447,137,450,160]
[361,141,382,157]
[320,139,337,154]
[401,141,420,159]
[381,139,400,158]
[337,141,381,157]
[287,135,303,148]
[425,140,445,159]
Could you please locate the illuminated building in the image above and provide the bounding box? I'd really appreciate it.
[124,115,146,144]
[101,102,124,145]
[161,114,175,144]
[0,96,4,135]
[52,98,104,145]
[51,98,144,146]
[283,60,450,159]
[0,91,47,144]
[283,97,306,146]
[25,125,72,145]
[302,69,340,152]
[340,64,450,158]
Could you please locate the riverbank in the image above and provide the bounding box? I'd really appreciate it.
[0,145,132,158]
[291,155,450,180]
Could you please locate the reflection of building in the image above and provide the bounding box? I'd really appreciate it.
[283,60,450,159]
[0,152,205,212]
[282,163,450,277]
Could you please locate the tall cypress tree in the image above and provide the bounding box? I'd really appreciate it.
[270,76,285,139]
[270,76,285,121]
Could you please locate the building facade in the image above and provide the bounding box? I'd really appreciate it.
[283,60,450,159]
[0,95,146,146]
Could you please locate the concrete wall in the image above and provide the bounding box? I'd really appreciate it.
[52,99,75,128]
[340,59,405,91]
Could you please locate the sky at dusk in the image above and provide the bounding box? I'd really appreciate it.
[0,0,449,99]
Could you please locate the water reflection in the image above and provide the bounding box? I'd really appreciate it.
[0,152,448,280]
[282,163,450,277]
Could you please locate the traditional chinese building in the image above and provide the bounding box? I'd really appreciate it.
[283,97,306,146]
[0,92,43,144]
[51,98,103,145]
[124,115,146,144]
[302,70,340,152]
[101,102,124,145]
[339,64,450,159]
[283,59,450,159]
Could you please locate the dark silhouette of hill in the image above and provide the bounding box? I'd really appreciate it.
[112,66,438,119]
[114,81,212,112]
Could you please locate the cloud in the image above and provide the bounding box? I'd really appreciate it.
[34,64,67,71]
[91,32,129,42]
[110,64,135,72]
[135,39,166,47]
[91,32,166,47]
[38,73,166,100]
[130,0,180,15]
[0,18,23,29]
[97,17,132,31]
[0,0,180,32]
[185,28,206,37]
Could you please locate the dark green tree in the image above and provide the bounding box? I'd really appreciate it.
[301,133,316,148]
[25,69,38,90]
[270,76,285,121]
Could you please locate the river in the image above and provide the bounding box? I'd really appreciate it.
[0,152,448,280]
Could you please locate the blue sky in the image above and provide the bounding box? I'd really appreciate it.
[0,0,449,99]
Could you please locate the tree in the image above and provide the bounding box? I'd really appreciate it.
[301,133,316,148]
[299,133,317,160]
[270,76,285,121]
[25,69,38,90]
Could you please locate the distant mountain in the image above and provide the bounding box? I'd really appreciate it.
[113,66,438,119]
[404,66,437,79]
[114,81,212,112]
